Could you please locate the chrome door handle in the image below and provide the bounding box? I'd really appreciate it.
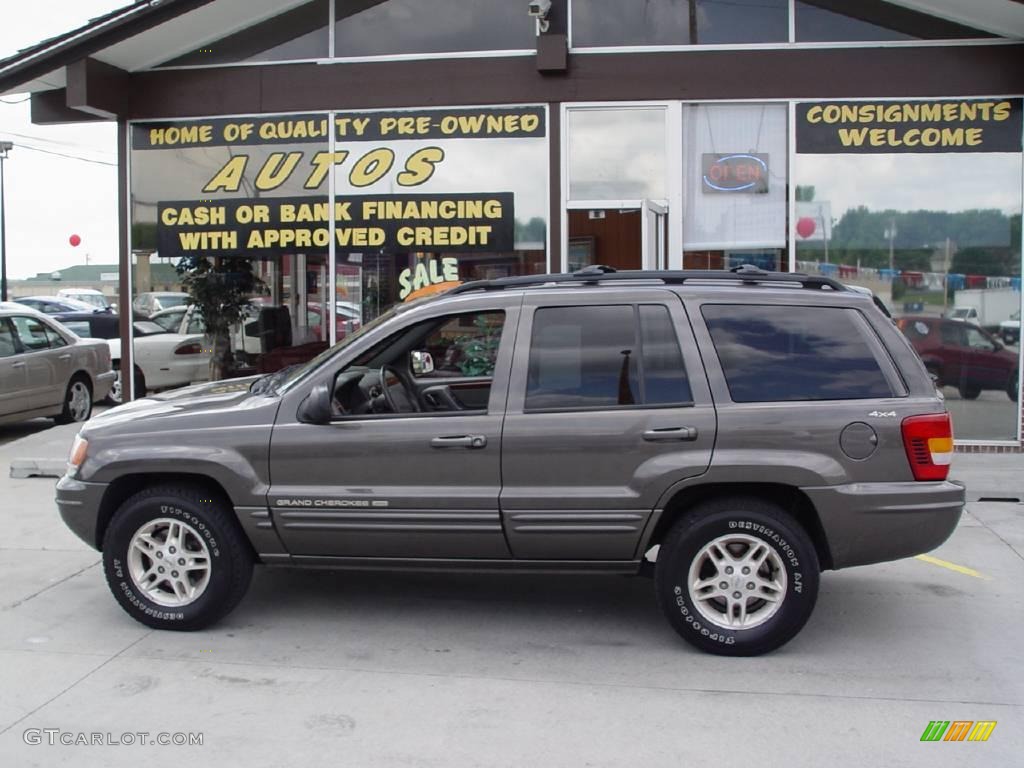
[11,361,25,368]
[643,426,698,442]
[431,435,487,449]
[59,353,72,360]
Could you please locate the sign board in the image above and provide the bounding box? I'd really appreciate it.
[796,99,1023,154]
[156,193,515,259]
[702,153,769,193]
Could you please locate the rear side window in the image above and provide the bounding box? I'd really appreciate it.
[702,305,893,402]
[526,304,691,410]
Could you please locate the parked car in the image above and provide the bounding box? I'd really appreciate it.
[148,306,188,332]
[58,266,965,656]
[14,295,99,315]
[999,310,1020,346]
[105,321,211,404]
[897,315,1018,402]
[132,291,189,318]
[41,310,209,404]
[57,288,113,312]
[0,304,115,424]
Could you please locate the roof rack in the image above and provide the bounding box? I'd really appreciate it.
[447,263,849,296]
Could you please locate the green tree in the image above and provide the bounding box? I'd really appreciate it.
[176,255,264,380]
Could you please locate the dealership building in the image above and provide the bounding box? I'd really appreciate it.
[0,0,1022,447]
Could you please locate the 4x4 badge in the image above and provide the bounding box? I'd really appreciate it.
[868,410,897,418]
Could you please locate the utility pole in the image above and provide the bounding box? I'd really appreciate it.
[885,217,897,273]
[0,141,11,301]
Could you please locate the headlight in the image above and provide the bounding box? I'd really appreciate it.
[67,434,89,475]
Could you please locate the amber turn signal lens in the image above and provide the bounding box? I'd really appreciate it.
[68,434,88,470]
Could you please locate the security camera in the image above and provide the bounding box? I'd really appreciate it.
[528,0,552,19]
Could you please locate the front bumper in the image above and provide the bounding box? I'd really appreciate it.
[56,474,108,550]
[803,481,965,569]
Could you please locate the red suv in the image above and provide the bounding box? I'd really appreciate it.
[897,315,1018,402]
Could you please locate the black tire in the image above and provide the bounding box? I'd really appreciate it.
[655,497,819,656]
[105,364,146,405]
[102,484,253,630]
[958,384,981,400]
[54,374,93,424]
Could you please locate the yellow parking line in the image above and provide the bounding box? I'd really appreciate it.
[915,554,991,580]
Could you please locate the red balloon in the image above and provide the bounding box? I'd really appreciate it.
[795,217,816,239]
[69,234,81,247]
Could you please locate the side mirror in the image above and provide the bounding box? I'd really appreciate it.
[410,350,434,376]
[296,382,332,424]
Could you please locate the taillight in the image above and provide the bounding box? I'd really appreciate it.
[174,342,203,355]
[901,413,953,481]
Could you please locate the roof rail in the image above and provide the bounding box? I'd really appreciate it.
[447,263,849,296]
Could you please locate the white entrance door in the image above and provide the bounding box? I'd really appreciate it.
[642,200,668,270]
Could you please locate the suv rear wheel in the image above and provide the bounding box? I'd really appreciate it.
[102,485,253,630]
[655,497,819,656]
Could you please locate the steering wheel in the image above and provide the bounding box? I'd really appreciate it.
[380,364,421,413]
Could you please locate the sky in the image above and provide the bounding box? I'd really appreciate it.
[0,0,124,280]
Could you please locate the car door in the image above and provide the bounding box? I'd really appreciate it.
[0,318,29,417]
[8,314,66,410]
[500,289,717,561]
[963,325,1008,388]
[267,295,521,559]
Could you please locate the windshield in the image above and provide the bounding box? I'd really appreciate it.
[950,308,972,319]
[158,295,189,309]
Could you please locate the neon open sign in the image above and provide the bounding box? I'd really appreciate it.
[701,153,769,193]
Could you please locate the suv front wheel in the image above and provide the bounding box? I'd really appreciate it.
[655,498,820,656]
[102,485,253,630]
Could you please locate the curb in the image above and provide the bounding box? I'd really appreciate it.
[10,459,67,479]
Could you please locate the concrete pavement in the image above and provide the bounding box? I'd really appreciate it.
[0,420,1022,766]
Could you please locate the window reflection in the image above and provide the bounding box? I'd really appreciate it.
[572,0,788,47]
[703,305,894,402]
[795,147,1022,439]
[568,108,667,200]
[334,0,534,57]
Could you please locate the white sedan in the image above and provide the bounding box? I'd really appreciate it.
[106,320,211,403]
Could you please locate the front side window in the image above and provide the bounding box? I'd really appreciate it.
[966,326,996,351]
[10,316,53,352]
[525,304,691,410]
[334,309,507,416]
[702,304,893,402]
[415,312,505,379]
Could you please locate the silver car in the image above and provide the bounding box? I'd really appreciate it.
[0,304,116,425]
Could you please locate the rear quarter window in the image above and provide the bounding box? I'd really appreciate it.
[702,304,894,402]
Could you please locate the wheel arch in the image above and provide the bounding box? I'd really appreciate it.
[95,473,248,555]
[641,483,834,571]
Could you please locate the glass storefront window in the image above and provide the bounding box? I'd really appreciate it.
[572,0,788,47]
[682,103,788,271]
[129,106,549,387]
[568,107,667,201]
[161,0,330,66]
[794,98,1023,441]
[334,0,535,57]
[331,106,549,320]
[794,1,994,43]
[130,114,330,385]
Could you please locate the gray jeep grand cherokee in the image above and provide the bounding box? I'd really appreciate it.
[56,266,964,656]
